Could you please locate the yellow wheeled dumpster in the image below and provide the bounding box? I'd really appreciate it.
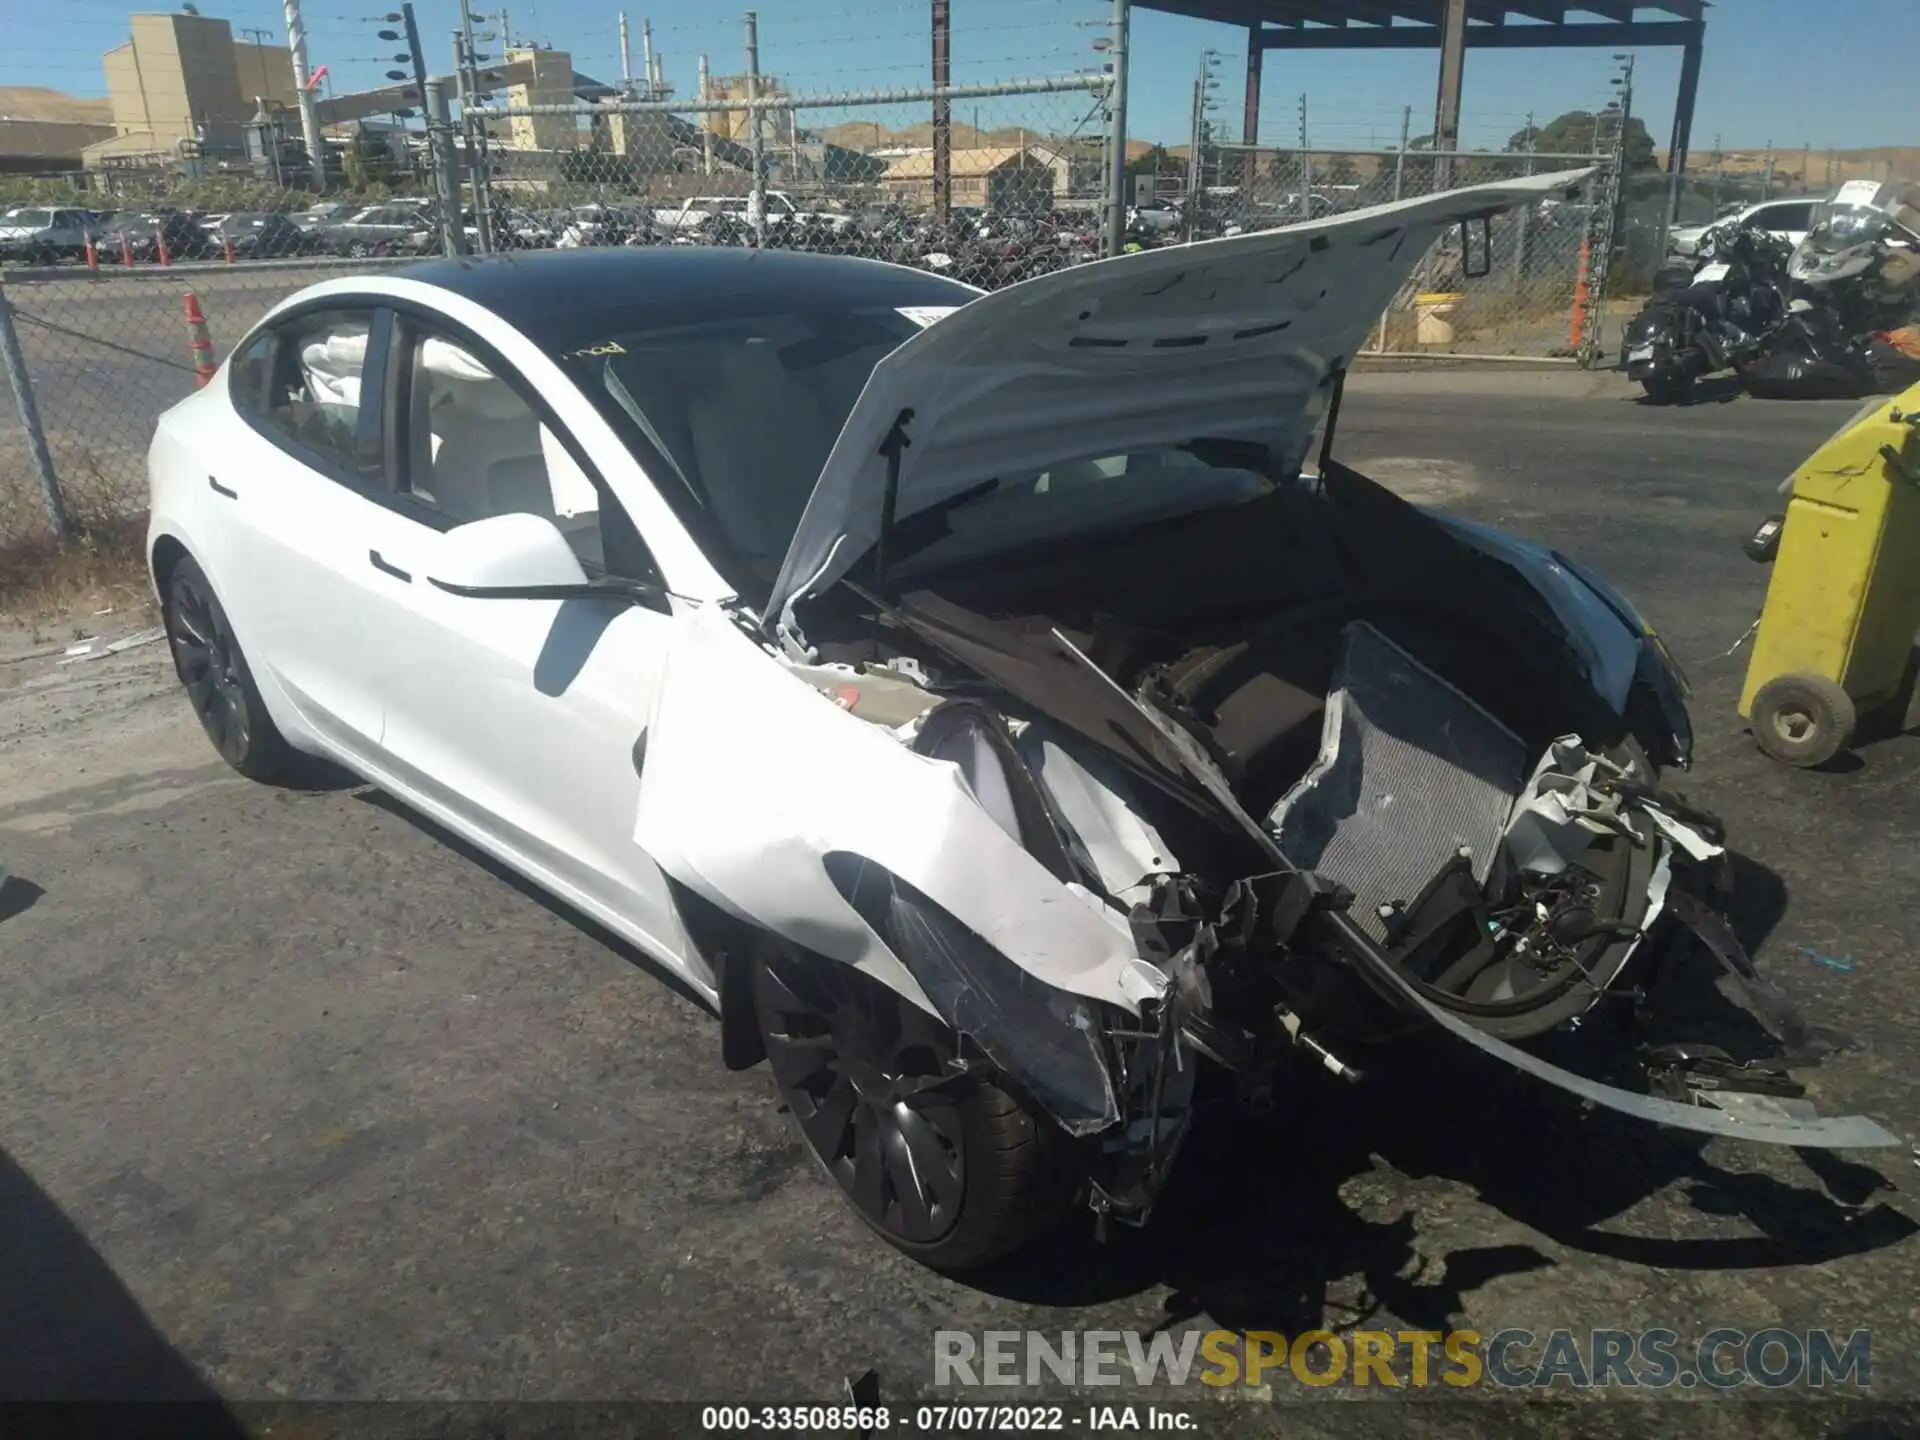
[1740,381,1920,766]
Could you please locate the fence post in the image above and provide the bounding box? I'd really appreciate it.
[745,11,766,247]
[1103,0,1131,259]
[1511,112,1535,281]
[0,278,72,547]
[1374,107,1411,354]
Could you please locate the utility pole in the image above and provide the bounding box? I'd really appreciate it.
[1393,104,1410,201]
[456,0,498,252]
[1102,0,1130,258]
[698,53,713,175]
[1184,50,1216,240]
[282,0,327,190]
[931,0,952,224]
[1762,140,1775,200]
[390,5,465,254]
[745,11,766,243]
[1710,133,1723,212]
[1297,92,1311,219]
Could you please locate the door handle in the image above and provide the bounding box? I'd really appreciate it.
[208,476,237,499]
[368,549,412,582]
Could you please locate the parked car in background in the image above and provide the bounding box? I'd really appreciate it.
[653,190,849,236]
[1668,197,1817,259]
[0,205,102,263]
[316,203,436,257]
[94,208,214,263]
[290,201,354,232]
[214,212,313,259]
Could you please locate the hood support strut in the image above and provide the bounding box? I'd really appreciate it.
[872,407,916,603]
[1317,365,1347,476]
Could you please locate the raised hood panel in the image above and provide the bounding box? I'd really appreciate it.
[764,167,1596,633]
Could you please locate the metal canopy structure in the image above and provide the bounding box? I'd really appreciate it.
[1135,1,1708,215]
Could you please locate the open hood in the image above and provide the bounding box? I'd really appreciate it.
[764,167,1596,637]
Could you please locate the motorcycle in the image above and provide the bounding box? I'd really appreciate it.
[1738,181,1920,401]
[1621,221,1794,404]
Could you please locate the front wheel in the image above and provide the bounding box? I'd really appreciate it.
[752,943,1079,1271]
[163,555,295,782]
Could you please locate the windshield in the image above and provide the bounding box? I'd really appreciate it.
[2,208,51,227]
[552,305,930,596]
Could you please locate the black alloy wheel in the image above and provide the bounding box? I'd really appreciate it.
[754,951,967,1248]
[163,556,293,781]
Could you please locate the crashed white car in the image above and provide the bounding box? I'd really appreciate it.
[147,169,1896,1271]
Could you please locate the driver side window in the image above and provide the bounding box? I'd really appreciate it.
[392,320,660,585]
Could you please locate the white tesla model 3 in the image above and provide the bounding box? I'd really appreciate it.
[147,169,1895,1271]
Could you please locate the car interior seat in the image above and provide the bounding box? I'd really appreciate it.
[412,338,554,524]
[293,325,368,456]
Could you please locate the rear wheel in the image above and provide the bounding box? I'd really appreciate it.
[163,555,295,782]
[752,942,1078,1271]
[1641,373,1694,405]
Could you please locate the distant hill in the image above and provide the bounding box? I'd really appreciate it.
[0,87,112,125]
[1662,146,1919,188]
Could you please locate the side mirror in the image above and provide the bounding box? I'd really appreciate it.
[427,513,587,593]
[426,513,668,611]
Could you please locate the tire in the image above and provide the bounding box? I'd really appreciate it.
[347,240,370,258]
[1751,673,1855,768]
[752,941,1079,1272]
[162,555,296,783]
[1641,373,1694,405]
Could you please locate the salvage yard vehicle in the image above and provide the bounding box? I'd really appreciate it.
[0,205,101,264]
[145,170,1898,1272]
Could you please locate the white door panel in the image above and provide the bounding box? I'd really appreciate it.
[374,567,698,984]
[204,414,403,758]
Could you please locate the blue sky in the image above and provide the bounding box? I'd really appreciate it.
[4,0,1911,155]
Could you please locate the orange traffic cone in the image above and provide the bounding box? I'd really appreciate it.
[182,291,217,387]
[84,234,100,272]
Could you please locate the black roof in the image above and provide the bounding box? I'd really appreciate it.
[396,247,976,352]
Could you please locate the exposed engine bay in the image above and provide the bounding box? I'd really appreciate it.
[753,455,1898,1226]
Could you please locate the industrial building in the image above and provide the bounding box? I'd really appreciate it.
[82,10,300,171]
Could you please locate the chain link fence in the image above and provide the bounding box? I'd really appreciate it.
[0,72,1117,555]
[1,66,1623,558]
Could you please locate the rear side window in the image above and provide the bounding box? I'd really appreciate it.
[231,309,384,484]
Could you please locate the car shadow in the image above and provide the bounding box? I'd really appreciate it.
[0,1146,246,1423]
[351,788,713,1013]
[1630,374,1747,406]
[970,912,1914,1328]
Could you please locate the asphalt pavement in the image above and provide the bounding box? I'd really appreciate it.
[1,377,1917,1437]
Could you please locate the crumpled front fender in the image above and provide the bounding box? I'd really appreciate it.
[632,603,1148,1019]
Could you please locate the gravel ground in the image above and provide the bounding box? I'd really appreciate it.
[2,373,1917,1438]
